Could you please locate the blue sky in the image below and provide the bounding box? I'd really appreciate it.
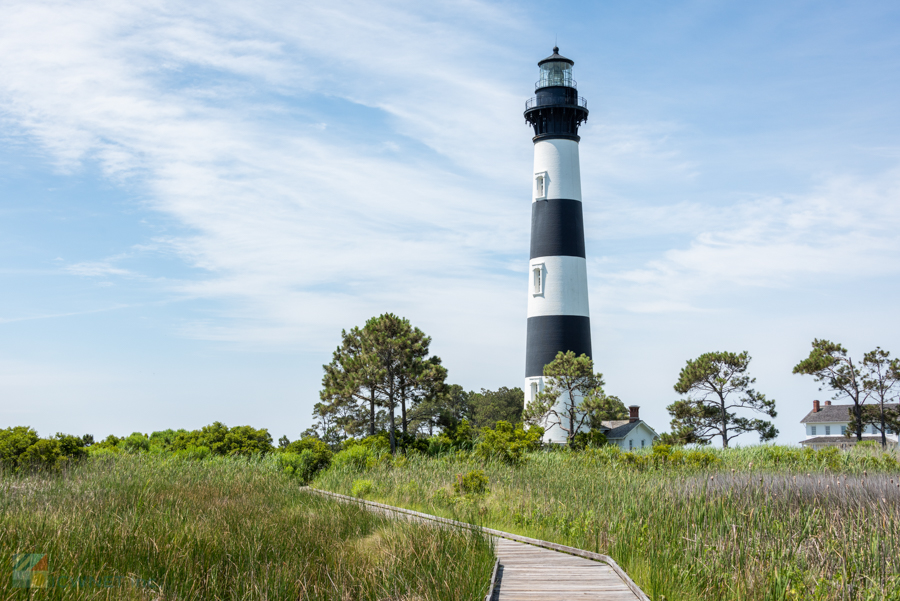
[2,0,899,444]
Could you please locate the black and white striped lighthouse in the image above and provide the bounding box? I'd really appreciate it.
[523,47,591,443]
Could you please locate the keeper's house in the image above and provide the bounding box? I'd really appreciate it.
[600,406,659,451]
[800,399,899,450]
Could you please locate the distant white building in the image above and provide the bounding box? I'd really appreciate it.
[601,406,659,451]
[800,399,898,450]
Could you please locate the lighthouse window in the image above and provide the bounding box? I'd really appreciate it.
[530,381,538,400]
[532,266,542,294]
[535,174,545,199]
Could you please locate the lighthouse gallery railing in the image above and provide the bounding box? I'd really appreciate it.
[525,96,588,111]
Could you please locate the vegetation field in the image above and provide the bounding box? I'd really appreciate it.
[0,454,494,600]
[315,444,900,601]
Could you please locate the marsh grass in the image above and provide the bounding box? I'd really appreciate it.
[0,454,493,600]
[315,446,900,601]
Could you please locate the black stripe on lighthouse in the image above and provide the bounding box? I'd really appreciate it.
[530,198,585,259]
[525,315,593,378]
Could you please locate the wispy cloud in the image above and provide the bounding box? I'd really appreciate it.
[593,168,900,313]
[0,305,131,324]
[65,262,133,278]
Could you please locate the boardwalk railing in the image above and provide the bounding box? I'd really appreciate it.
[301,487,650,601]
[483,558,499,601]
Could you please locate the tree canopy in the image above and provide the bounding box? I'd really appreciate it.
[668,351,777,448]
[318,313,446,453]
[793,339,870,441]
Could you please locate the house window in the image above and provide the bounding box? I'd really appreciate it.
[534,174,546,199]
[841,426,846,435]
[825,426,831,435]
[532,266,543,295]
[811,426,816,435]
[641,439,645,448]
[629,439,633,450]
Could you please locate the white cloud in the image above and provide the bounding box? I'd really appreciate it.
[66,262,132,278]
[592,169,900,313]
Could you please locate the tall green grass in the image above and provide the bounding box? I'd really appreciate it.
[0,454,494,600]
[315,445,900,601]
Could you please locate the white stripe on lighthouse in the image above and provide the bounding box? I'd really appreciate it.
[527,255,590,317]
[533,138,582,202]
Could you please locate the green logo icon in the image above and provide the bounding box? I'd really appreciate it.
[12,553,48,589]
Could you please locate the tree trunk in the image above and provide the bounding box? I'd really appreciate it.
[388,372,397,454]
[369,390,376,436]
[721,396,729,449]
[881,402,887,449]
[854,404,863,441]
[568,390,575,445]
[389,405,396,454]
[401,387,408,436]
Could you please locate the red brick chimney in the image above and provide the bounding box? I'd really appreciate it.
[813,399,820,413]
[629,405,640,423]
[824,400,832,406]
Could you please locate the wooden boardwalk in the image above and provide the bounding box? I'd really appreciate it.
[491,537,639,600]
[301,488,647,601]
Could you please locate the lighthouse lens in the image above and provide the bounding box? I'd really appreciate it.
[539,61,573,88]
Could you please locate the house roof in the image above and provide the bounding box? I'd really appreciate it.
[801,435,883,444]
[600,420,659,440]
[603,421,639,440]
[800,403,898,423]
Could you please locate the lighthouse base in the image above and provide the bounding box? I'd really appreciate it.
[524,377,590,445]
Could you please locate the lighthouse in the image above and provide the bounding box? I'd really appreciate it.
[523,47,592,444]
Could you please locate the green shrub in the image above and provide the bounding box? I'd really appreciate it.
[570,429,608,450]
[853,440,881,453]
[87,446,122,458]
[0,426,40,468]
[123,432,150,454]
[278,441,332,483]
[18,439,62,469]
[453,469,488,495]
[0,428,88,471]
[284,436,333,461]
[351,478,374,498]
[172,445,211,461]
[170,422,274,457]
[149,429,188,452]
[475,421,543,466]
[95,434,123,451]
[332,444,378,473]
[436,419,475,450]
[343,433,391,453]
[15,433,87,471]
